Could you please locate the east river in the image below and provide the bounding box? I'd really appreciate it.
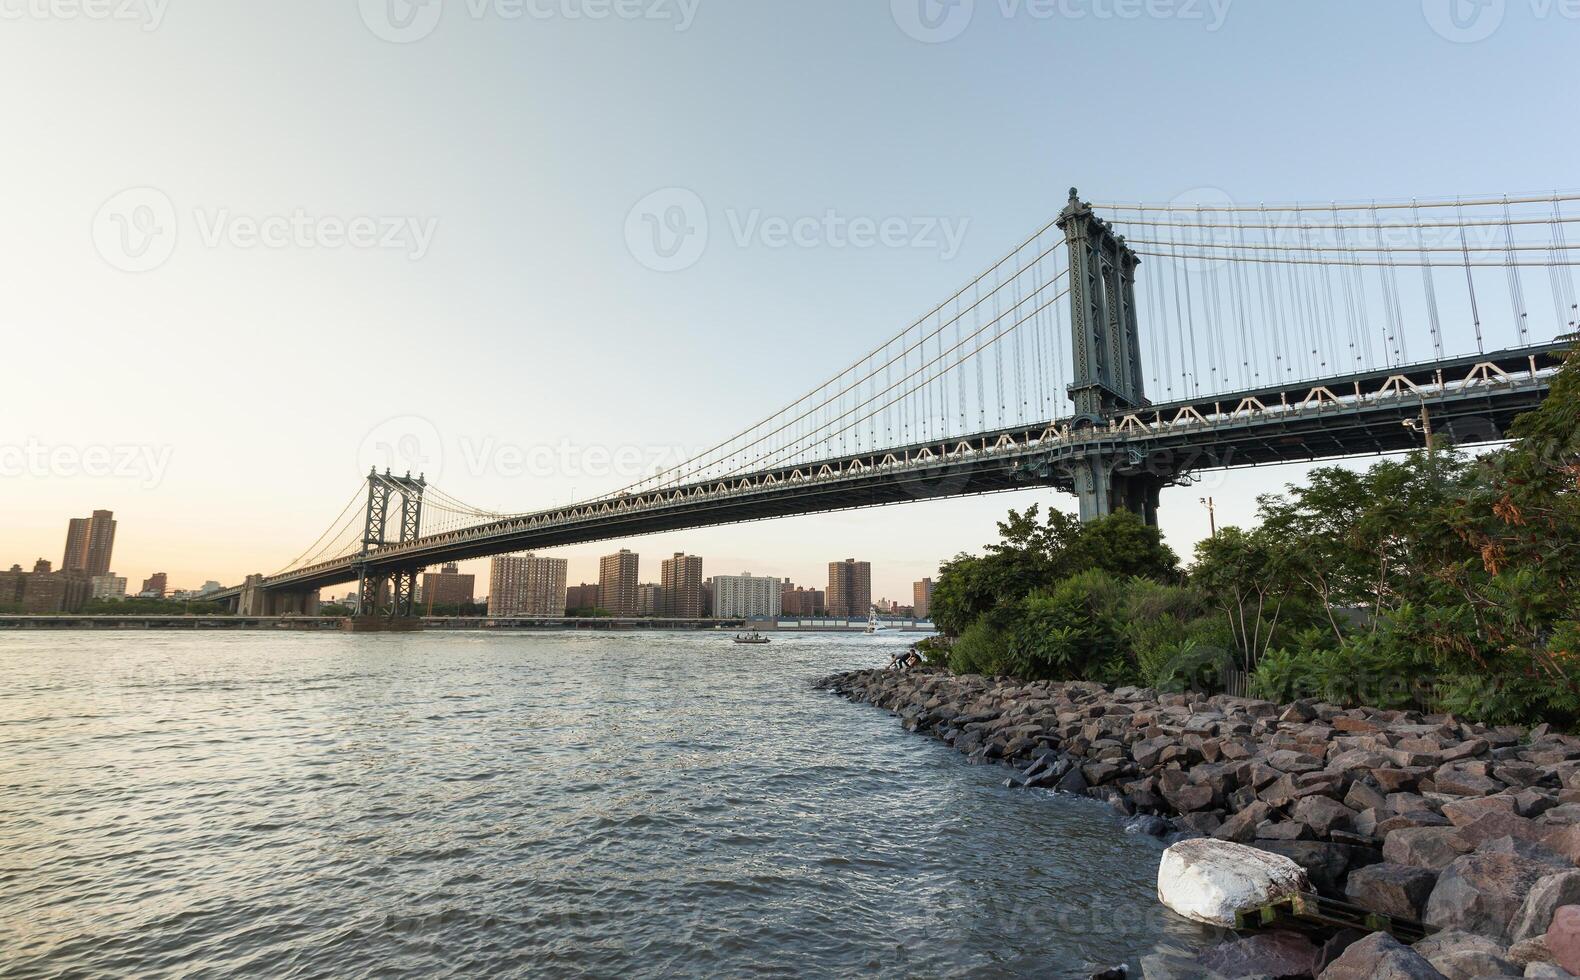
[0,631,1206,977]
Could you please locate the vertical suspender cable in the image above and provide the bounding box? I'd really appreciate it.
[1458,198,1485,353]
[1415,200,1445,360]
[1555,194,1579,331]
[1260,203,1287,379]
[1503,195,1530,345]
[1373,201,1407,366]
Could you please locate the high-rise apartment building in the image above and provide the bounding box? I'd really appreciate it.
[489,554,567,616]
[599,549,640,617]
[713,573,782,619]
[780,583,827,617]
[423,562,477,612]
[660,552,703,618]
[17,559,90,613]
[565,583,601,612]
[827,559,872,619]
[913,578,935,620]
[62,510,116,577]
[139,572,168,598]
[0,565,27,608]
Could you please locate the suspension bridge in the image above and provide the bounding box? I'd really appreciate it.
[212,188,1577,622]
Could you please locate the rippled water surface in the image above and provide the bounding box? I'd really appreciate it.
[1,630,1206,977]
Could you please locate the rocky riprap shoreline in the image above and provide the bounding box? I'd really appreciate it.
[816,666,1580,979]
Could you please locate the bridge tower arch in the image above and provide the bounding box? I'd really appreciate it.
[1057,189,1168,525]
[354,468,427,620]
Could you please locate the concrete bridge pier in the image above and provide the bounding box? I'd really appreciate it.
[237,574,321,616]
[1069,451,1167,527]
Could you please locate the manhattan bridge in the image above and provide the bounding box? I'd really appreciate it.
[212,189,1577,620]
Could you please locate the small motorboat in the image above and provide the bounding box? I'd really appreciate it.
[733,631,771,645]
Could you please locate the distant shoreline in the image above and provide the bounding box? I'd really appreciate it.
[0,614,938,634]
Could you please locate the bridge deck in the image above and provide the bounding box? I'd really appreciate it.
[218,343,1567,598]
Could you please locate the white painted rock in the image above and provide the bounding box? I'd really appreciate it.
[1157,838,1310,927]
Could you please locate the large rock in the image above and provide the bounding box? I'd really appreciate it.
[1434,766,1505,796]
[1411,930,1518,979]
[1459,811,1545,847]
[1156,838,1309,927]
[1196,930,1321,978]
[1267,748,1325,773]
[1442,794,1518,827]
[1346,862,1438,921]
[1213,801,1272,843]
[1426,851,1558,942]
[1258,840,1366,897]
[1479,835,1572,869]
[1318,931,1448,979]
[1296,795,1359,836]
[1384,827,1475,870]
[1508,935,1556,968]
[1549,905,1580,975]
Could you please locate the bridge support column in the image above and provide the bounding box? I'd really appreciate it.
[238,574,269,616]
[1070,452,1166,527]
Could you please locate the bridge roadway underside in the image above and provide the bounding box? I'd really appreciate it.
[236,344,1565,599]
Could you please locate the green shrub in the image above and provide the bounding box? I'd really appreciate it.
[946,620,1006,676]
[1249,632,1421,709]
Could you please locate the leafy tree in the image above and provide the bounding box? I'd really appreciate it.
[931,505,1175,637]
[1192,525,1289,672]
[1065,510,1180,581]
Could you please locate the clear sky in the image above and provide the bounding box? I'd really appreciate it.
[3,0,1576,600]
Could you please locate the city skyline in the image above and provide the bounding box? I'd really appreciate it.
[4,500,953,608]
